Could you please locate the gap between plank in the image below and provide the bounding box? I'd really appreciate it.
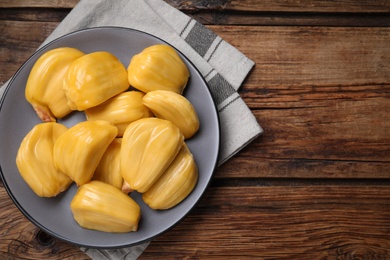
[211,177,390,187]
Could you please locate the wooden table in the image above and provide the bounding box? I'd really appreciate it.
[1,1,390,259]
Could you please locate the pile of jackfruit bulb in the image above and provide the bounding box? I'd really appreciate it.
[16,44,200,233]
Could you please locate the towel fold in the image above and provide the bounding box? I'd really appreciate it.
[1,0,263,258]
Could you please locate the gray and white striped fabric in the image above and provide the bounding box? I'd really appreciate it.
[1,0,263,258]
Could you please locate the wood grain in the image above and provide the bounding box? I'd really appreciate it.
[167,0,390,13]
[0,20,58,85]
[1,1,390,259]
[211,26,390,87]
[248,96,390,161]
[0,186,89,259]
[141,185,390,259]
[2,183,389,259]
[191,12,390,26]
[3,0,389,13]
[2,4,390,27]
[2,23,389,88]
[0,0,79,8]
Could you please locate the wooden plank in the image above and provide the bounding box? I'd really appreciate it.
[0,186,89,259]
[217,26,390,178]
[2,184,390,259]
[167,0,390,13]
[192,12,390,26]
[2,23,389,89]
[5,24,388,88]
[209,26,390,87]
[0,0,79,8]
[216,157,390,179]
[0,8,70,23]
[1,6,390,27]
[1,0,389,13]
[250,95,390,161]
[0,20,58,85]
[210,26,389,178]
[140,185,390,258]
[229,0,390,12]
[219,84,390,179]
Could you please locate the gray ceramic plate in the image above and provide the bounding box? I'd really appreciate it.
[0,27,220,248]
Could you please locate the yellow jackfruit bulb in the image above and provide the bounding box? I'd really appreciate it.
[63,51,129,111]
[127,44,190,94]
[93,138,123,190]
[121,118,184,193]
[16,122,72,197]
[85,91,152,136]
[53,120,118,186]
[142,90,199,139]
[143,143,198,210]
[70,181,141,233]
[25,47,85,122]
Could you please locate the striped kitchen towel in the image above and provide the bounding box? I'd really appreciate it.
[1,0,263,259]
